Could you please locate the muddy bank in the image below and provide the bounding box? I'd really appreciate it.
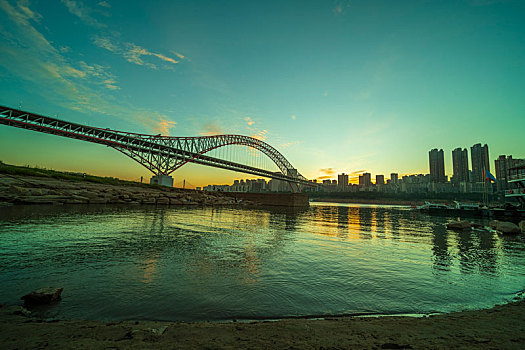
[0,173,245,206]
[1,299,523,349]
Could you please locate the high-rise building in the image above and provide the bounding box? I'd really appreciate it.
[452,148,469,183]
[390,173,398,184]
[376,175,385,186]
[338,173,349,190]
[471,143,490,183]
[429,149,446,183]
[494,155,525,192]
[359,172,372,187]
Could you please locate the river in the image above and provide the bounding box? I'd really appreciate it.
[0,202,523,321]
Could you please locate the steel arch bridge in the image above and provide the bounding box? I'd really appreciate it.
[0,105,312,191]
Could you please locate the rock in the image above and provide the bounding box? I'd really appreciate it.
[2,305,31,316]
[21,287,63,307]
[495,221,521,235]
[88,198,107,204]
[470,222,484,229]
[520,221,525,233]
[19,195,68,204]
[489,220,499,229]
[446,220,471,230]
[151,326,168,335]
[381,343,413,349]
[156,197,170,205]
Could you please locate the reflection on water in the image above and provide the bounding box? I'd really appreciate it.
[0,203,524,321]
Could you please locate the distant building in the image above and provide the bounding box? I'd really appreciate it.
[337,173,349,191]
[359,172,372,187]
[375,174,385,186]
[471,143,490,183]
[452,148,469,183]
[495,155,524,192]
[390,173,398,184]
[429,148,446,183]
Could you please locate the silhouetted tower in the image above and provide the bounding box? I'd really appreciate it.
[470,143,490,183]
[452,148,469,183]
[429,149,446,183]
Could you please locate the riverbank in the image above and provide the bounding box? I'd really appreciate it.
[311,197,420,206]
[0,173,245,206]
[1,298,523,349]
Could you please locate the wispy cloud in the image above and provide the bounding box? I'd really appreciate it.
[0,0,175,134]
[93,36,182,69]
[244,116,255,126]
[251,129,268,141]
[279,140,300,149]
[137,115,176,136]
[200,122,223,136]
[98,1,110,8]
[61,0,105,28]
[333,0,351,15]
[92,36,118,52]
[319,168,336,176]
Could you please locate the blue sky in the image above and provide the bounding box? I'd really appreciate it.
[0,0,524,186]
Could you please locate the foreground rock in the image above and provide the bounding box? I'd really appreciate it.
[0,174,247,207]
[1,305,31,317]
[446,220,471,230]
[520,220,525,233]
[21,287,63,307]
[490,220,521,235]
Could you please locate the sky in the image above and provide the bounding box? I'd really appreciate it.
[0,0,524,187]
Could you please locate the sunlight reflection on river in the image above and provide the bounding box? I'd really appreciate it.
[0,203,524,321]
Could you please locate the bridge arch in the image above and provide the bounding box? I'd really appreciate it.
[164,135,298,177]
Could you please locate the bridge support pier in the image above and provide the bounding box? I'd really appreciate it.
[150,174,174,187]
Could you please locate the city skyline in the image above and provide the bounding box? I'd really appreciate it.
[1,0,524,187]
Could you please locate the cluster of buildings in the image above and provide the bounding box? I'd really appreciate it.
[201,177,292,192]
[426,143,524,193]
[200,143,524,194]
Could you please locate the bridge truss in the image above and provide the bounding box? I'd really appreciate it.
[0,105,312,191]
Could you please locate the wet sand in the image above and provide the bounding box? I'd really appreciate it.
[1,299,523,349]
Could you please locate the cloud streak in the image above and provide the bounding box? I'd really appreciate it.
[93,36,182,69]
[0,0,176,134]
[61,0,105,28]
[200,122,223,136]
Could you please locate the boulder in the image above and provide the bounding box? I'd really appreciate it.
[446,220,471,230]
[520,221,525,234]
[489,220,499,229]
[2,305,31,316]
[156,197,170,205]
[21,287,63,307]
[495,221,521,235]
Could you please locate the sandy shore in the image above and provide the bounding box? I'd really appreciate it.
[1,299,524,349]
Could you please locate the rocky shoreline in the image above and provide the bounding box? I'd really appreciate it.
[0,173,246,206]
[1,298,524,349]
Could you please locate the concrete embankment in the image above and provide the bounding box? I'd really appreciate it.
[0,174,243,206]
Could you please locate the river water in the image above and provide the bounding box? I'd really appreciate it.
[0,202,524,321]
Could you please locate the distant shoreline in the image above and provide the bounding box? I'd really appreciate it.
[311,197,420,206]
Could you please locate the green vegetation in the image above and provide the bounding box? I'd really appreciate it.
[0,161,138,187]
